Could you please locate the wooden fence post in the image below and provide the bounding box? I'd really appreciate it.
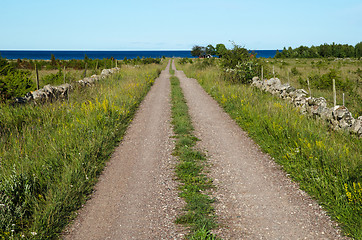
[333,79,336,107]
[307,77,311,97]
[84,63,87,78]
[273,65,275,78]
[343,93,345,106]
[35,63,39,90]
[63,66,66,84]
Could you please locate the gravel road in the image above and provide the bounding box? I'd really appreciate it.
[63,60,184,239]
[63,60,348,240]
[174,61,348,240]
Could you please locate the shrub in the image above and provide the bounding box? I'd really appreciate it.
[221,48,258,83]
[291,67,300,76]
[178,58,193,65]
[41,68,65,86]
[194,58,216,70]
[0,58,16,76]
[0,71,35,102]
[220,44,260,84]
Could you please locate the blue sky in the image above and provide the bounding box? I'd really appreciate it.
[1,0,361,50]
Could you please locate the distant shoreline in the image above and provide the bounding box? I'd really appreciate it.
[0,50,278,60]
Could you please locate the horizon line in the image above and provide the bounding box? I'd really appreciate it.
[0,48,279,51]
[0,49,191,51]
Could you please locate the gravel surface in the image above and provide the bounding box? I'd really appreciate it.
[63,61,185,240]
[174,62,348,240]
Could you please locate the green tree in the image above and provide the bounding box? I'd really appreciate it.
[215,44,227,58]
[191,45,203,57]
[50,54,56,66]
[355,42,362,58]
[206,44,216,55]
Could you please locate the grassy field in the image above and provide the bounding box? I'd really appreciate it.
[262,58,362,116]
[28,68,101,89]
[0,63,165,239]
[176,61,361,239]
[169,67,218,239]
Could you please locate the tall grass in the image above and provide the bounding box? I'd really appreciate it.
[0,63,164,239]
[177,63,361,239]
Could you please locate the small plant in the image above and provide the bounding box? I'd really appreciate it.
[291,67,300,76]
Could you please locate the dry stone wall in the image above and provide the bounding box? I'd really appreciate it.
[251,77,362,137]
[15,67,120,104]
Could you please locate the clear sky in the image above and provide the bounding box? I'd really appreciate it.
[1,0,361,50]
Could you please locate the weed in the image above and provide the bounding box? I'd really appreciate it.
[169,67,219,239]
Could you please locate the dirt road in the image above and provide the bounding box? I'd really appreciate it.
[173,61,347,240]
[64,60,184,239]
[64,60,347,240]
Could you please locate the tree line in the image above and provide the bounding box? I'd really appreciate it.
[275,42,362,58]
[191,44,228,57]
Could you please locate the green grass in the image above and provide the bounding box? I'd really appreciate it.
[29,68,100,88]
[177,62,362,239]
[0,63,165,239]
[169,64,175,75]
[262,58,362,117]
[169,69,219,239]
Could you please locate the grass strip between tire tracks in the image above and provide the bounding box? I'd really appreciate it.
[169,68,219,239]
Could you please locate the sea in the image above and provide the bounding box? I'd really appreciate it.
[0,50,277,60]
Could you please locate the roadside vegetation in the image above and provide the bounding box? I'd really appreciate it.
[0,62,164,239]
[169,65,218,239]
[0,55,163,103]
[262,58,361,116]
[176,58,361,239]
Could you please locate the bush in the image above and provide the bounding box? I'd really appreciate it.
[194,58,216,70]
[178,58,193,65]
[220,44,260,84]
[0,71,35,102]
[0,59,16,76]
[42,68,66,86]
[299,69,353,92]
[291,67,300,76]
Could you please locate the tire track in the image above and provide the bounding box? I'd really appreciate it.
[63,60,184,240]
[174,61,347,240]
